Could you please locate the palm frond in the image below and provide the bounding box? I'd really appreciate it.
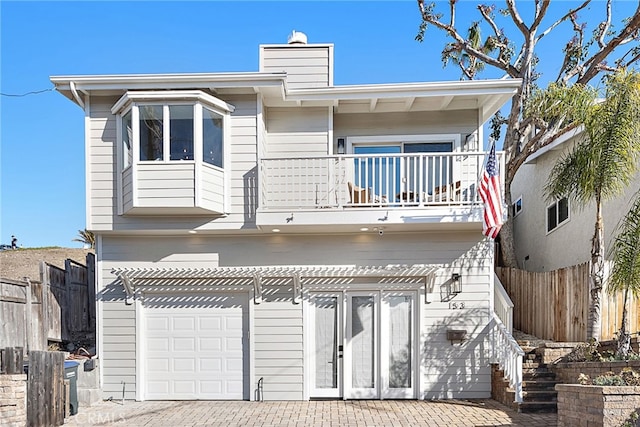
[608,193,640,298]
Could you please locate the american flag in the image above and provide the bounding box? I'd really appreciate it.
[478,142,503,239]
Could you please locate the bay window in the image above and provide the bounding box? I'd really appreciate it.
[112,90,234,215]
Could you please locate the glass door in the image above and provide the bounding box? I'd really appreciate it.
[381,292,416,398]
[345,292,379,399]
[310,293,343,398]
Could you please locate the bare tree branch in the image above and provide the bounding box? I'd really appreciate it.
[478,5,501,38]
[536,0,591,43]
[530,0,550,33]
[417,1,519,75]
[450,0,455,28]
[576,6,640,84]
[598,0,613,49]
[506,0,530,38]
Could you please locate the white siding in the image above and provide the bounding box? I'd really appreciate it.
[89,96,119,230]
[265,107,329,157]
[511,136,640,271]
[122,167,133,213]
[137,163,195,208]
[99,231,493,401]
[261,45,331,89]
[254,282,303,400]
[200,163,225,213]
[88,95,259,231]
[333,110,477,142]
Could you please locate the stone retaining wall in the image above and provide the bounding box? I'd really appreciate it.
[0,374,27,427]
[490,364,517,410]
[552,360,640,384]
[557,384,640,427]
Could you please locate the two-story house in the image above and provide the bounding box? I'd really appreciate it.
[51,32,520,402]
[511,129,640,272]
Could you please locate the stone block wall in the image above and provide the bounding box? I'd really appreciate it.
[0,374,27,427]
[490,364,517,410]
[552,360,640,384]
[557,384,640,427]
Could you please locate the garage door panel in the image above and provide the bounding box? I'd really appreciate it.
[143,292,248,400]
[199,317,222,330]
[174,337,196,351]
[200,337,222,351]
[147,337,170,351]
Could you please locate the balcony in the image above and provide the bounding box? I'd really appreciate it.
[257,151,504,232]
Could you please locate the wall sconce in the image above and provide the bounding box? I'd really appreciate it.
[337,138,345,154]
[451,273,462,294]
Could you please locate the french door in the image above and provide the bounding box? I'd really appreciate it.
[309,290,417,399]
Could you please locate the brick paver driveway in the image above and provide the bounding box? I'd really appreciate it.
[66,399,556,426]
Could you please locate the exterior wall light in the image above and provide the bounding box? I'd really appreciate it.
[337,138,346,154]
[451,273,462,294]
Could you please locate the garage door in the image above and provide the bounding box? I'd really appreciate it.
[143,293,248,400]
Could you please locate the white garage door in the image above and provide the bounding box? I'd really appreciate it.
[143,293,248,400]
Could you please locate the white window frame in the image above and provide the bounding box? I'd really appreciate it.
[113,90,234,215]
[546,197,570,234]
[512,196,523,218]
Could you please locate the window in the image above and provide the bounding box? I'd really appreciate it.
[512,197,523,217]
[122,111,132,168]
[139,105,163,161]
[547,197,569,233]
[203,107,223,167]
[113,90,233,167]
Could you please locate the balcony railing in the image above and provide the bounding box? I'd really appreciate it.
[259,152,503,211]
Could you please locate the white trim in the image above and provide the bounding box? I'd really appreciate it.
[96,234,104,393]
[111,90,235,115]
[256,94,264,210]
[116,111,123,216]
[525,126,584,164]
[162,104,170,161]
[84,97,92,229]
[328,45,334,87]
[327,106,333,155]
[135,293,143,401]
[224,106,232,214]
[546,197,571,234]
[347,133,461,149]
[130,106,139,206]
[248,287,256,401]
[512,196,523,218]
[302,290,311,400]
[194,103,203,206]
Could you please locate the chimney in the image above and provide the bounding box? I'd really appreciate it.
[260,31,333,88]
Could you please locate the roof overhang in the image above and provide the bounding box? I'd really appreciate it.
[52,71,519,121]
[524,126,584,164]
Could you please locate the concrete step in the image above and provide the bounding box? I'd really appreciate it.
[522,380,558,390]
[522,390,557,402]
[518,401,558,413]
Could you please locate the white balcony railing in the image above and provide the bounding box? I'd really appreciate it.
[494,273,514,334]
[259,152,503,211]
[491,311,524,404]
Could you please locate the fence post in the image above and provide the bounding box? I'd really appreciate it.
[87,253,96,332]
[39,262,49,350]
[64,259,72,342]
[27,351,64,427]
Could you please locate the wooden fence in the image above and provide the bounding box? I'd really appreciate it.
[0,253,95,351]
[497,262,640,342]
[27,351,65,427]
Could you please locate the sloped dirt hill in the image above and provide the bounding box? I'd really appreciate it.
[0,248,94,282]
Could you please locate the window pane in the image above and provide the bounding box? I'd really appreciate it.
[203,108,223,167]
[139,105,163,161]
[547,204,558,232]
[122,111,132,168]
[388,295,411,389]
[351,296,374,389]
[315,297,338,389]
[558,197,569,223]
[170,105,194,160]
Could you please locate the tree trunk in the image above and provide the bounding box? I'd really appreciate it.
[588,199,605,341]
[499,176,519,268]
[617,287,631,358]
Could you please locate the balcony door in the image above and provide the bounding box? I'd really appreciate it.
[351,139,453,201]
[309,290,417,400]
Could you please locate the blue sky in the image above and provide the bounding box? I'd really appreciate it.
[1,1,636,248]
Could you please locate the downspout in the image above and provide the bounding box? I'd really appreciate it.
[69,81,85,108]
